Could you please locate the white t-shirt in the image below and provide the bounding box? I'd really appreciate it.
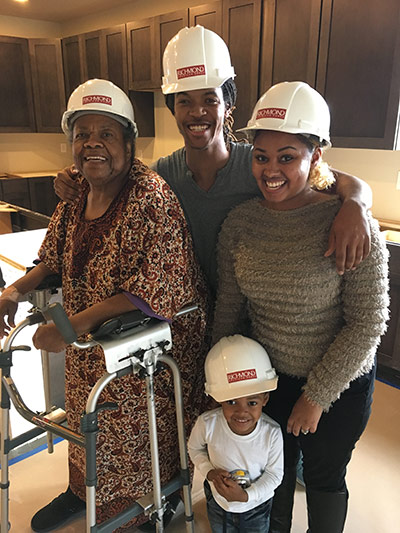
[188,407,284,513]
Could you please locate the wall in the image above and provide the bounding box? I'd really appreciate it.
[0,3,399,222]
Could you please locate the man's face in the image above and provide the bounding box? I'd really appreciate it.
[173,88,227,151]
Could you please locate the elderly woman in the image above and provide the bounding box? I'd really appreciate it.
[212,82,389,533]
[0,79,209,532]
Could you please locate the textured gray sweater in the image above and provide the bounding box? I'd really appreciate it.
[213,197,389,410]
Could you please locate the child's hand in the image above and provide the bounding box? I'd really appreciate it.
[207,469,248,503]
[213,476,248,503]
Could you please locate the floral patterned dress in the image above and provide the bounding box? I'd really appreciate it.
[38,159,210,526]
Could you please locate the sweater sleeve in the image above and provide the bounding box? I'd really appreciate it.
[304,218,390,410]
[245,425,284,503]
[212,213,247,343]
[187,416,215,480]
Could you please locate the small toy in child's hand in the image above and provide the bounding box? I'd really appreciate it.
[230,469,251,488]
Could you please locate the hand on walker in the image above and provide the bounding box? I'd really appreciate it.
[33,323,67,353]
[325,200,371,275]
[54,165,81,203]
[0,299,18,338]
[287,392,323,437]
[208,469,248,502]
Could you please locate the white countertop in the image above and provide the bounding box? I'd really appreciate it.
[0,228,47,270]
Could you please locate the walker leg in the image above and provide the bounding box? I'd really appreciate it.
[1,371,11,532]
[145,357,164,532]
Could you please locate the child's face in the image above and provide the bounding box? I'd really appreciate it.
[221,393,269,436]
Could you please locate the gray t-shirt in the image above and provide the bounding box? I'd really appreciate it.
[153,142,262,294]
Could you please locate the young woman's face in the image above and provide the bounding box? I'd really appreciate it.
[252,130,320,210]
[173,88,227,151]
[221,393,268,436]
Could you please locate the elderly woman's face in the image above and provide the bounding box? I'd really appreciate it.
[72,114,132,188]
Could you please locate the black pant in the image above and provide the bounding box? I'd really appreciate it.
[264,365,375,530]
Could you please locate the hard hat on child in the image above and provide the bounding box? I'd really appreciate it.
[205,335,278,402]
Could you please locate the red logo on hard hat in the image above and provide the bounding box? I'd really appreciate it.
[82,95,112,106]
[177,65,206,79]
[227,369,257,383]
[256,107,286,120]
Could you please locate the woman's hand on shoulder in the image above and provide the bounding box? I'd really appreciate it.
[54,165,81,203]
[33,323,66,353]
[287,392,323,436]
[325,199,371,275]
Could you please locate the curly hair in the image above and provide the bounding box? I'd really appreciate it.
[297,134,335,190]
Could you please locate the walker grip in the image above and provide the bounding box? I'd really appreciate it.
[43,302,77,344]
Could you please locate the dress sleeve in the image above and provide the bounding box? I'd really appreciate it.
[120,177,205,321]
[304,218,390,410]
[212,213,247,343]
[38,202,69,274]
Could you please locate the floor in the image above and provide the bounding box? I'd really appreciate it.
[2,380,399,532]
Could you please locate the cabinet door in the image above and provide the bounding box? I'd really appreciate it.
[259,0,322,93]
[0,36,36,132]
[103,25,128,93]
[28,177,58,217]
[1,178,31,210]
[377,242,400,374]
[81,30,105,81]
[29,39,66,133]
[189,2,222,36]
[155,10,189,89]
[127,18,158,90]
[317,0,400,149]
[62,35,85,99]
[222,0,262,130]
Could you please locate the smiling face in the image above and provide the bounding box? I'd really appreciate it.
[221,393,269,436]
[252,130,321,210]
[173,88,227,151]
[72,114,132,191]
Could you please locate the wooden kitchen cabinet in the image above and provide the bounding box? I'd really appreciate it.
[28,176,58,217]
[222,0,262,130]
[62,35,85,100]
[0,36,36,132]
[127,17,158,90]
[259,0,322,93]
[29,39,66,133]
[377,241,400,385]
[62,25,128,99]
[316,0,400,149]
[189,2,222,35]
[0,177,31,210]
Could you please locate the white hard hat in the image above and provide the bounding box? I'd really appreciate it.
[239,81,331,146]
[62,78,138,139]
[205,335,278,402]
[161,25,235,94]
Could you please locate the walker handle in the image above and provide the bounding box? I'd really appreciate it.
[43,302,78,344]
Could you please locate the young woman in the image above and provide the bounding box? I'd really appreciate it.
[212,81,389,533]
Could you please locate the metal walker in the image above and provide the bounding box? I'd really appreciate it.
[0,299,196,532]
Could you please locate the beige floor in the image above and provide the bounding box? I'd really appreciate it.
[3,380,400,532]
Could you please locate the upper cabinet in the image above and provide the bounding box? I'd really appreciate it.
[222,0,262,130]
[259,0,400,149]
[316,0,400,149]
[0,36,65,133]
[0,36,36,132]
[29,39,66,133]
[62,25,128,99]
[189,2,222,35]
